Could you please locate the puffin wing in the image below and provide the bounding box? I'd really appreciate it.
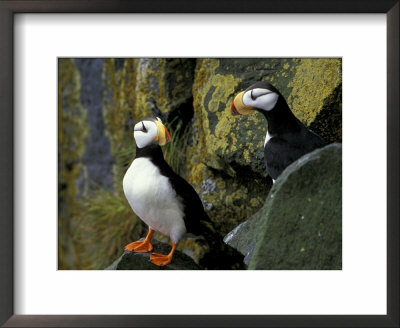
[152,156,211,235]
[265,127,326,180]
[167,173,212,234]
[264,137,298,179]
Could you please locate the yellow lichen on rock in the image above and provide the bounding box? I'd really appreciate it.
[243,149,251,164]
[57,57,342,269]
[287,58,342,125]
[184,59,277,233]
[103,58,197,185]
[58,58,89,269]
[191,60,243,164]
[134,59,170,114]
[153,232,209,264]
[102,59,140,185]
[186,59,215,185]
[58,59,89,213]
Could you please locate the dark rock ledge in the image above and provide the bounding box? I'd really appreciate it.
[106,240,201,270]
[225,143,342,270]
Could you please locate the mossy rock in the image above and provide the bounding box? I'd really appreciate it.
[102,58,196,184]
[186,58,342,235]
[249,143,342,270]
[59,58,342,270]
[58,58,89,269]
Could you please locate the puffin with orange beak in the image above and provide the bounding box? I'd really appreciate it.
[231,81,325,181]
[123,117,242,268]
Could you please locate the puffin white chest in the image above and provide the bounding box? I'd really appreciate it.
[123,157,186,242]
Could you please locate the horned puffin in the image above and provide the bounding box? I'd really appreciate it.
[123,117,243,268]
[231,81,326,181]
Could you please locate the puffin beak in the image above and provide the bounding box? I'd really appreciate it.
[164,125,172,143]
[230,91,255,116]
[231,102,241,116]
[155,121,172,146]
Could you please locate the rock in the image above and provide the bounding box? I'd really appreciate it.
[223,214,262,266]
[74,58,114,192]
[106,236,245,270]
[248,143,342,270]
[58,58,89,269]
[58,59,89,218]
[58,58,342,269]
[153,231,246,270]
[106,240,202,270]
[102,58,196,184]
[185,58,342,234]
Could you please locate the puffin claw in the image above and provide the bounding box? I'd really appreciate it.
[125,228,155,252]
[149,241,177,266]
[124,240,153,253]
[150,253,172,266]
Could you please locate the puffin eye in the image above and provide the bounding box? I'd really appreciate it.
[142,122,148,133]
[252,88,272,98]
[251,89,256,101]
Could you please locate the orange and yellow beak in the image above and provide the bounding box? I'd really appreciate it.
[230,91,256,116]
[154,120,172,146]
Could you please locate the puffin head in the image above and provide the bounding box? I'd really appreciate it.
[133,117,172,148]
[231,81,280,116]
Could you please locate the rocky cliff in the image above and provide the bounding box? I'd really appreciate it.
[58,58,342,270]
[225,143,342,269]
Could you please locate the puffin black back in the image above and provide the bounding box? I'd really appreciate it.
[231,81,326,180]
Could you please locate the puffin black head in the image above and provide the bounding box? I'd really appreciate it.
[231,81,280,116]
[133,117,172,148]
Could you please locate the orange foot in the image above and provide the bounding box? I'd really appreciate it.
[124,228,154,253]
[150,242,177,267]
[150,253,172,266]
[124,240,153,253]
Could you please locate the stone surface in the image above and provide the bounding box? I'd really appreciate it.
[223,214,262,266]
[185,58,342,235]
[248,143,342,270]
[106,241,201,270]
[58,58,342,269]
[102,58,196,184]
[58,59,89,269]
[74,58,114,192]
[58,59,89,219]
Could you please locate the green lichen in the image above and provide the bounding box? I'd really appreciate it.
[135,58,195,114]
[58,58,89,269]
[102,59,140,187]
[249,144,342,270]
[58,59,89,211]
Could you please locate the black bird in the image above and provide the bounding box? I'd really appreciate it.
[231,81,326,181]
[123,117,243,268]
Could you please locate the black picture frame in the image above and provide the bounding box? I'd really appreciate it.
[1,1,398,327]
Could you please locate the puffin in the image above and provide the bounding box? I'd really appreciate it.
[123,117,243,268]
[231,81,326,181]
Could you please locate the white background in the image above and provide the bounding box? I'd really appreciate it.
[14,14,387,315]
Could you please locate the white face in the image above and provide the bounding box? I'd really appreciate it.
[242,87,279,111]
[133,120,159,148]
